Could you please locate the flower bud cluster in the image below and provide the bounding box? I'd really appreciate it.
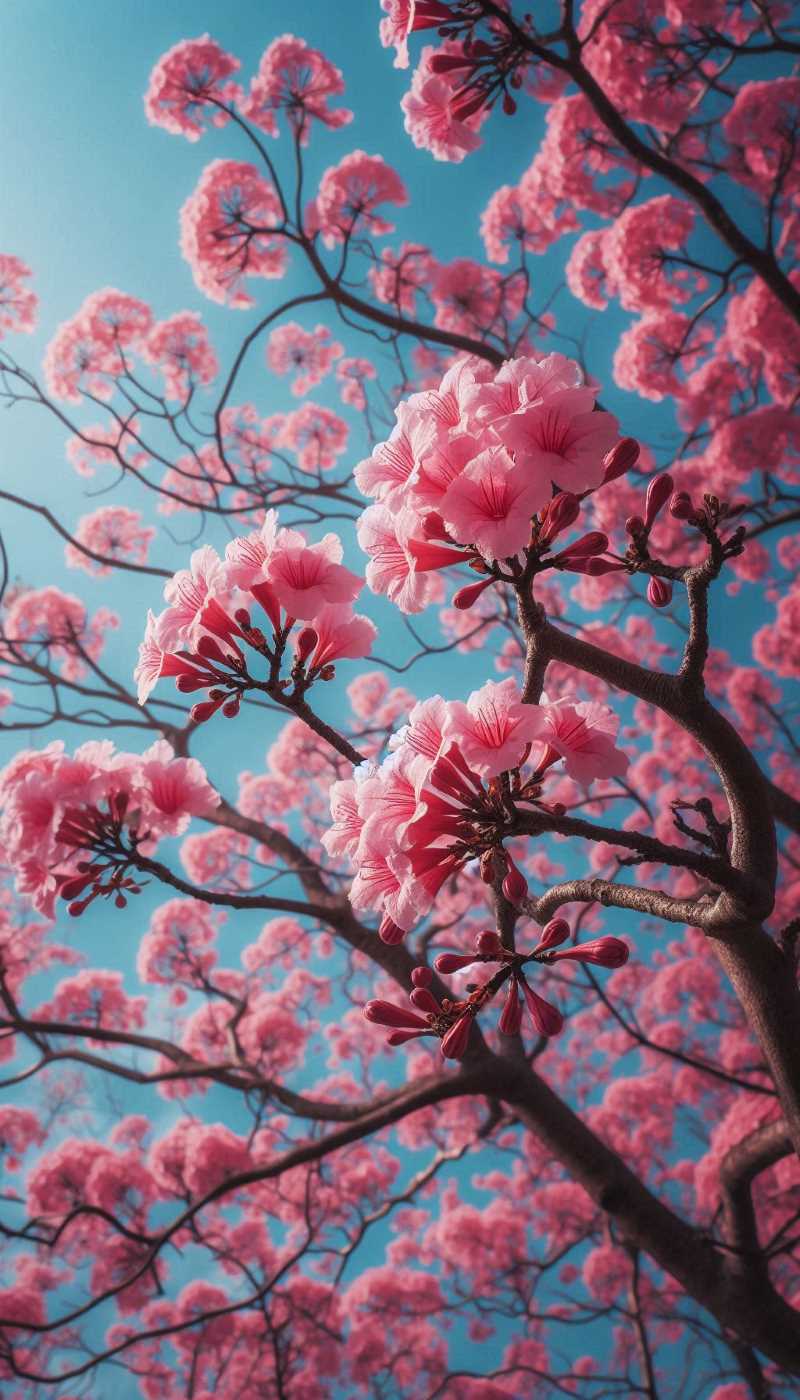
[363,921,629,1060]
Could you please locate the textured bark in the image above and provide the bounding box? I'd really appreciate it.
[495,1056,800,1372]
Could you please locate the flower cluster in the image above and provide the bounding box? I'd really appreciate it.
[0,740,218,917]
[244,33,353,141]
[0,254,37,338]
[324,679,628,937]
[355,352,621,613]
[306,151,408,248]
[135,512,376,719]
[364,920,629,1059]
[180,160,287,307]
[265,322,343,395]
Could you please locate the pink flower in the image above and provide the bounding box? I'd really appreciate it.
[348,845,421,932]
[538,698,629,786]
[401,43,486,163]
[295,605,377,669]
[368,241,435,314]
[440,445,549,558]
[355,401,437,505]
[223,511,279,589]
[244,34,352,141]
[43,289,153,402]
[336,356,377,409]
[65,506,155,578]
[443,679,546,777]
[155,545,227,650]
[265,322,343,396]
[138,740,220,834]
[179,160,286,307]
[144,35,241,141]
[265,531,362,620]
[358,504,434,615]
[499,388,619,493]
[321,778,365,861]
[278,402,348,472]
[143,312,219,400]
[0,254,37,338]
[309,150,408,248]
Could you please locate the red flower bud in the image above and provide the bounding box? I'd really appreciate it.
[364,1000,429,1030]
[501,856,528,905]
[551,937,629,968]
[502,92,517,115]
[581,557,628,576]
[669,491,694,520]
[647,576,673,609]
[295,627,318,664]
[498,979,523,1034]
[452,577,493,611]
[518,975,564,1037]
[411,965,433,988]
[175,671,211,692]
[441,1012,473,1060]
[626,515,645,536]
[434,952,477,974]
[196,634,233,667]
[534,918,571,953]
[452,88,489,121]
[410,0,453,29]
[410,986,440,1015]
[430,52,473,73]
[378,915,406,945]
[222,697,240,719]
[552,531,609,564]
[387,1028,433,1046]
[475,929,503,955]
[644,473,674,530]
[190,697,224,724]
[541,491,581,545]
[601,437,640,485]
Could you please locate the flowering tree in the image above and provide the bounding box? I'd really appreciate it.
[0,2,799,1393]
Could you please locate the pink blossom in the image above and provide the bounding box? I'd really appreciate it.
[440,445,549,558]
[499,389,619,494]
[180,160,287,307]
[138,739,220,833]
[0,254,37,337]
[443,679,546,777]
[143,311,219,399]
[155,544,227,651]
[65,506,154,577]
[265,322,343,395]
[357,503,466,614]
[537,698,629,786]
[144,35,241,140]
[2,586,118,680]
[431,258,522,336]
[401,44,486,162]
[294,604,377,670]
[244,34,352,141]
[336,355,377,409]
[278,402,348,471]
[368,242,436,314]
[266,531,363,620]
[309,151,408,248]
[43,289,154,402]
